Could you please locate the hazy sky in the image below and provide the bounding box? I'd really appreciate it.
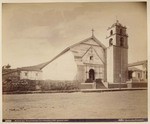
[2,2,147,68]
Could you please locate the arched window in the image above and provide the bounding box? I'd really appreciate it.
[120,29,123,35]
[120,37,124,47]
[89,69,95,81]
[109,38,113,46]
[110,30,113,35]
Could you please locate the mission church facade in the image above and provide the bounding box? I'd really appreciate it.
[45,20,128,83]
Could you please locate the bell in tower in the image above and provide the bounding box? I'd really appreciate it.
[106,20,128,84]
[107,20,128,48]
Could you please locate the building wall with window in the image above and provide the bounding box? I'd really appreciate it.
[132,71,142,81]
[20,71,42,80]
[128,67,147,81]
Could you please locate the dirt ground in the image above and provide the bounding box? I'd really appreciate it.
[2,90,147,119]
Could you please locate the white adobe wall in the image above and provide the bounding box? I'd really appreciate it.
[106,46,114,83]
[42,51,77,80]
[132,70,142,81]
[20,71,42,80]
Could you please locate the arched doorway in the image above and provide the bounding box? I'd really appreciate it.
[89,69,95,81]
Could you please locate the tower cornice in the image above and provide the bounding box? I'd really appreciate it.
[106,33,128,39]
[107,25,127,30]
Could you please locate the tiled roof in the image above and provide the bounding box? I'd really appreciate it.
[17,62,48,71]
[128,67,142,71]
[128,60,147,67]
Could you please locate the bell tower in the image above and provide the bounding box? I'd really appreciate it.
[106,20,128,83]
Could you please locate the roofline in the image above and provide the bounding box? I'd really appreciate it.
[10,35,106,70]
[41,35,106,69]
[128,60,147,67]
[69,36,93,49]
[92,35,106,49]
[18,68,42,72]
[41,47,70,69]
[128,67,142,71]
[68,35,106,50]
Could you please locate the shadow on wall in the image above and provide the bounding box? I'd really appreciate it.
[42,51,77,80]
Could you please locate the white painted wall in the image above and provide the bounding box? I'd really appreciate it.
[20,71,42,80]
[42,51,77,80]
[106,46,114,83]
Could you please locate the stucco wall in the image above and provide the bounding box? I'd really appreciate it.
[107,46,128,83]
[42,51,77,80]
[115,47,127,83]
[106,46,114,83]
[71,39,105,82]
[20,71,42,80]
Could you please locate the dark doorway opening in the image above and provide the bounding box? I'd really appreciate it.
[89,69,95,81]
[128,71,133,80]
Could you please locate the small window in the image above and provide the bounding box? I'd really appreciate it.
[110,30,113,35]
[90,56,93,60]
[138,73,141,78]
[36,73,38,76]
[25,72,28,76]
[109,38,113,46]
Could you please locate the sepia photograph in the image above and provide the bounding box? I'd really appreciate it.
[2,1,148,122]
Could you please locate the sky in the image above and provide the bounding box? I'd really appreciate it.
[2,2,147,68]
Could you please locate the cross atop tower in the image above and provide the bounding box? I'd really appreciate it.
[91,29,94,36]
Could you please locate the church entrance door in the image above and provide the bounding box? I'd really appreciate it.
[89,69,95,81]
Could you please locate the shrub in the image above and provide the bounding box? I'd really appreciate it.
[40,80,79,91]
[3,78,80,92]
[2,79,37,92]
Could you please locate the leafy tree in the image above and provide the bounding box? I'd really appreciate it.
[5,64,11,69]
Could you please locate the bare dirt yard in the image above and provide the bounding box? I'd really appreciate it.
[3,90,147,119]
